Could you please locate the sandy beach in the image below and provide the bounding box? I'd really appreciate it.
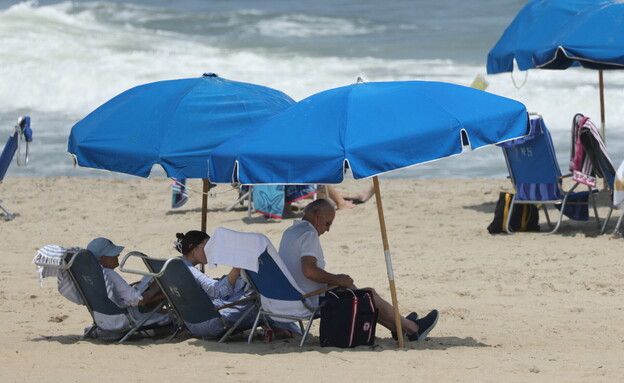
[1,176,622,382]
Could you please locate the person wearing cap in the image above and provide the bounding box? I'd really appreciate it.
[87,237,168,326]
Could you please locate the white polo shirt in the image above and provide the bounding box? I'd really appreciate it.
[278,220,327,295]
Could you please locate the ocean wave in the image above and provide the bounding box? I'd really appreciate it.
[252,13,386,38]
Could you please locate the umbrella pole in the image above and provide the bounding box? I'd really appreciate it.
[372,176,404,348]
[599,70,606,141]
[200,179,210,273]
[201,179,209,232]
[599,70,608,190]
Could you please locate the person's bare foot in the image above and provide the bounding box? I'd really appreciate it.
[272,328,297,340]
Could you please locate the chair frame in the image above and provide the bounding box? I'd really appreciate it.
[120,251,257,342]
[502,115,601,234]
[34,249,167,343]
[241,250,330,347]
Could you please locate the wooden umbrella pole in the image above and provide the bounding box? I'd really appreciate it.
[599,70,606,141]
[372,176,404,348]
[201,179,209,232]
[200,179,210,273]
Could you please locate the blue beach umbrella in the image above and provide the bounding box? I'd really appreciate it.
[68,73,294,179]
[487,0,624,138]
[68,73,294,230]
[208,80,529,347]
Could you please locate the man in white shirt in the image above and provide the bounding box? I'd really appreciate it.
[278,199,439,341]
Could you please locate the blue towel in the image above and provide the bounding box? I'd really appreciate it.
[555,191,590,221]
[253,185,285,218]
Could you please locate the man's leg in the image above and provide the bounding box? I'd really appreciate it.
[361,287,418,335]
[325,185,356,210]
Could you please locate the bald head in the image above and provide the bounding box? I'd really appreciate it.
[303,198,336,236]
[303,198,335,217]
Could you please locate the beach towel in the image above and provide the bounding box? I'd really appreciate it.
[614,159,624,208]
[569,114,614,188]
[253,185,285,218]
[253,185,316,218]
[33,245,84,304]
[171,178,188,209]
[204,227,266,271]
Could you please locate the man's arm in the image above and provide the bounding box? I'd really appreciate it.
[301,256,354,288]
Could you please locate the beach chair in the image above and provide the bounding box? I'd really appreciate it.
[501,115,600,234]
[569,114,619,234]
[203,227,328,346]
[202,227,334,346]
[34,249,167,343]
[0,116,32,220]
[601,158,624,234]
[120,252,257,342]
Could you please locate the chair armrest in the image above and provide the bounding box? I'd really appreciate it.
[301,285,338,299]
[33,250,79,269]
[119,251,177,278]
[301,285,338,312]
[215,294,258,311]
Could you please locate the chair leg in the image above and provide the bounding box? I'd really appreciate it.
[541,204,553,228]
[614,212,624,234]
[504,195,516,234]
[0,201,14,221]
[588,187,601,229]
[218,303,257,343]
[80,324,97,341]
[225,190,250,212]
[118,305,162,344]
[600,207,613,235]
[166,325,183,342]
[299,310,319,347]
[248,310,262,344]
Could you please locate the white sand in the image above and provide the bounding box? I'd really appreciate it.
[1,177,622,382]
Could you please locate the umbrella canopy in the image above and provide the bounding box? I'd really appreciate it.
[487,0,624,73]
[208,80,529,184]
[68,73,294,179]
[487,0,624,136]
[208,80,529,347]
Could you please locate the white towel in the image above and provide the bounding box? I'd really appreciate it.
[204,227,275,271]
[614,159,624,208]
[33,245,84,304]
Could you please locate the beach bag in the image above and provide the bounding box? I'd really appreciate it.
[319,288,378,348]
[487,192,540,234]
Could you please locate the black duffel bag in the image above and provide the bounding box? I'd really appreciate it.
[319,288,378,348]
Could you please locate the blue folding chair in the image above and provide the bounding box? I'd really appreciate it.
[502,116,600,234]
[243,250,327,346]
[0,116,32,220]
[120,252,256,342]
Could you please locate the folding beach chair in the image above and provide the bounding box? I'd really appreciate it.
[203,227,327,346]
[0,116,32,220]
[34,249,167,343]
[601,158,624,234]
[120,252,256,342]
[569,114,619,234]
[243,250,327,346]
[502,115,600,234]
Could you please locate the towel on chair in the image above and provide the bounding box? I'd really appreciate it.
[33,245,84,304]
[205,227,276,271]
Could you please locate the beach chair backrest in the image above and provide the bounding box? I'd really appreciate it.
[579,124,616,190]
[146,257,220,325]
[503,117,564,201]
[65,250,126,316]
[244,250,302,301]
